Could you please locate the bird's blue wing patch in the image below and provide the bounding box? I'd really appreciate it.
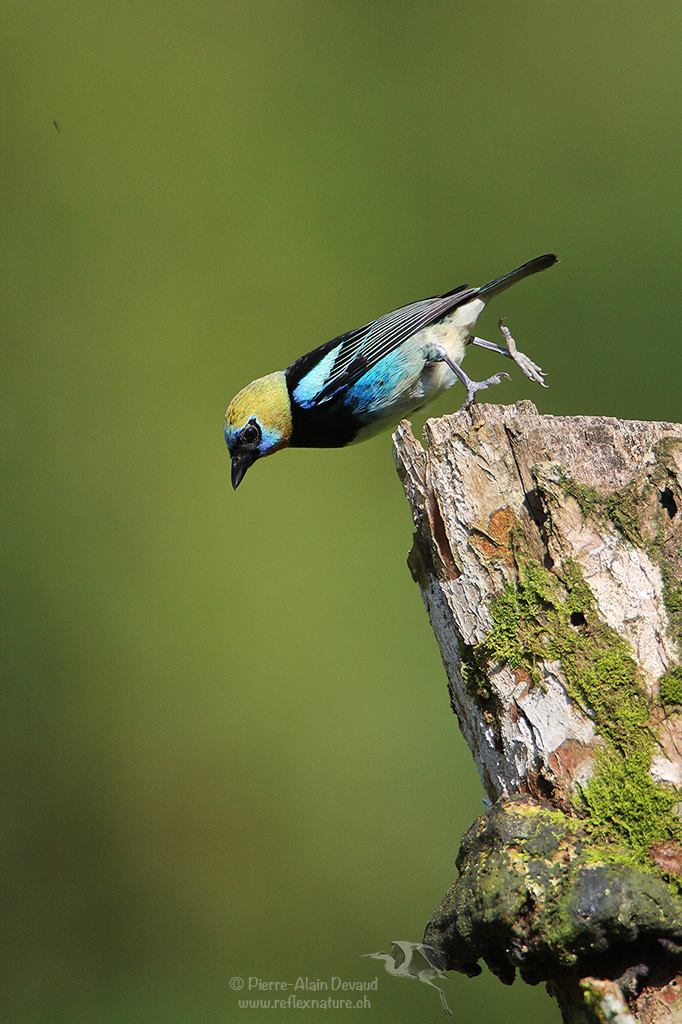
[292,343,343,408]
[343,346,420,415]
[311,286,479,404]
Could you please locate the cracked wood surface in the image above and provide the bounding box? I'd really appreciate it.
[393,400,682,806]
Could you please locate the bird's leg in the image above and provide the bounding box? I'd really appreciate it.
[436,986,453,1021]
[468,319,548,387]
[417,974,453,1021]
[423,342,510,411]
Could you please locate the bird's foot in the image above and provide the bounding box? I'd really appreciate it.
[457,369,511,411]
[435,986,454,1021]
[498,319,548,387]
[422,341,511,411]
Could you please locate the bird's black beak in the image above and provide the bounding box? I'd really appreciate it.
[231,451,256,489]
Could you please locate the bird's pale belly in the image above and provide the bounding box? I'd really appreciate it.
[347,343,466,443]
[340,297,486,443]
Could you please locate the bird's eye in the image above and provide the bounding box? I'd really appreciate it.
[242,421,261,445]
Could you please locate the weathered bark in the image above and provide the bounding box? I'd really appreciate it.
[393,401,682,1024]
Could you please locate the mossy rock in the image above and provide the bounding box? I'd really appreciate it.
[424,797,682,985]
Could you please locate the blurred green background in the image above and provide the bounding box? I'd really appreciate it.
[2,1,681,1021]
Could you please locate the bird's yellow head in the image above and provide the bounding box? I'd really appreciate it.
[224,371,292,488]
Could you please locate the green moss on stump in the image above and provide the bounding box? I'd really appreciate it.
[474,546,681,863]
[584,748,680,858]
[660,667,682,708]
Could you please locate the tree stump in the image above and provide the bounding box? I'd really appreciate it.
[393,401,682,1024]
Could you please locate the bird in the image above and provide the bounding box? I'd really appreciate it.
[363,941,452,1020]
[224,254,558,488]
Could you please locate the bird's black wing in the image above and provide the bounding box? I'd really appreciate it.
[289,254,558,408]
[306,285,479,405]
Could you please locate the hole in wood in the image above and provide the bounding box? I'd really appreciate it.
[660,487,678,519]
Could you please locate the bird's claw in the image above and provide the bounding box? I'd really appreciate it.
[498,319,548,387]
[459,371,511,411]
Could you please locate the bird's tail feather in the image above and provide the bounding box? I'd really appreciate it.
[477,253,558,300]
